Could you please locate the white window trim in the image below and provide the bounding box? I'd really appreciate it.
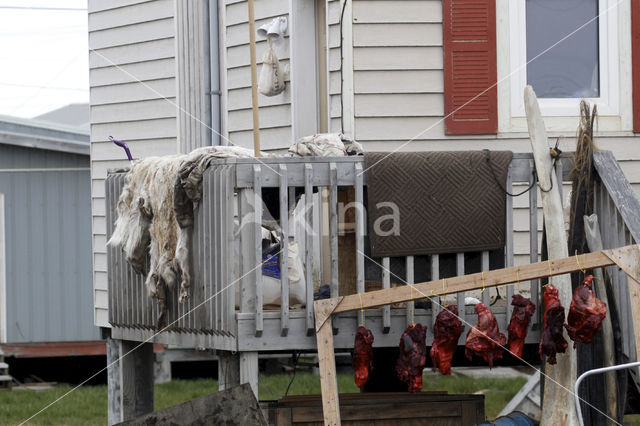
[508,0,619,118]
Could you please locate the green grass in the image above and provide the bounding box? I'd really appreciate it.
[2,373,635,425]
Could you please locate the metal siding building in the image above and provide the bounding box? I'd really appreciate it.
[0,117,98,344]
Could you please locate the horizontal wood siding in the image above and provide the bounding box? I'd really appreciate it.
[89,0,178,328]
[351,0,446,141]
[224,0,292,150]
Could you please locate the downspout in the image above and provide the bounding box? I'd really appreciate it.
[205,0,221,146]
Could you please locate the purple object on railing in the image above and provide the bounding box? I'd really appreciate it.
[109,136,134,163]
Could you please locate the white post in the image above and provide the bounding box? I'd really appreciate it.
[524,85,578,426]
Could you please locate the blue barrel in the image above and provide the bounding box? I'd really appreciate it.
[478,411,536,426]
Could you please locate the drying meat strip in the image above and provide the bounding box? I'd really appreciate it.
[395,323,428,393]
[565,275,607,348]
[353,326,374,388]
[507,295,536,358]
[539,284,568,365]
[465,303,506,369]
[430,305,463,375]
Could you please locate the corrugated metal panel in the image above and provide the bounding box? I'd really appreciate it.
[0,145,97,344]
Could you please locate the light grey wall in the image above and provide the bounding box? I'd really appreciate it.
[0,144,97,343]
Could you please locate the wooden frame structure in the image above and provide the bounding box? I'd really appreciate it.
[314,244,640,426]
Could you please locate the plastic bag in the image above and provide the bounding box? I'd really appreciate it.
[259,38,285,96]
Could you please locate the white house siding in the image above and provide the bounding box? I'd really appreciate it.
[89,0,178,327]
[223,0,292,150]
[348,0,640,267]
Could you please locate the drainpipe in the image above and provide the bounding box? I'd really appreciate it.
[205,0,221,146]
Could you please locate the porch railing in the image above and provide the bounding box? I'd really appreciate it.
[105,151,637,357]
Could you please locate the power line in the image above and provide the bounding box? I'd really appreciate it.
[0,6,86,11]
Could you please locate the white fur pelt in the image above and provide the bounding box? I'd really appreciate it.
[108,145,263,329]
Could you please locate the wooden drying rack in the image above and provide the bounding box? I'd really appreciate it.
[313,244,640,426]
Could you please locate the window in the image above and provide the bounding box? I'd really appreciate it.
[509,0,619,117]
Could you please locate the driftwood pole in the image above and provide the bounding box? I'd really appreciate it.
[524,85,579,426]
[248,0,261,157]
[584,214,618,424]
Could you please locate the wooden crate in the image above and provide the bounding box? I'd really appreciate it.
[264,393,485,425]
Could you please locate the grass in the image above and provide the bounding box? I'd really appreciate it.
[1,372,635,425]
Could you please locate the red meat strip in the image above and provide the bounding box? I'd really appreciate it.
[430,305,463,375]
[353,325,374,388]
[465,303,506,368]
[507,294,536,358]
[539,284,568,365]
[395,323,428,393]
[565,275,607,348]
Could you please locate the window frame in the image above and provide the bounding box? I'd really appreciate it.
[508,0,619,117]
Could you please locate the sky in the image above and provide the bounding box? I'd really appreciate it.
[0,0,88,118]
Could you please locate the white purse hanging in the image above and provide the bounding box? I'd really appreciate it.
[259,37,286,96]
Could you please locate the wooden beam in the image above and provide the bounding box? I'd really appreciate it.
[323,247,630,318]
[316,315,340,426]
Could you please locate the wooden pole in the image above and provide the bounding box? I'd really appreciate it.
[524,85,578,426]
[247,0,261,157]
[584,214,618,424]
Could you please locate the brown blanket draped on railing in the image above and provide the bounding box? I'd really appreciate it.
[365,151,513,257]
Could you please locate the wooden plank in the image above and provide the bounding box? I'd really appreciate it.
[239,352,259,398]
[279,165,289,337]
[524,86,577,426]
[505,164,515,325]
[481,252,490,306]
[315,315,341,426]
[406,256,415,327]
[382,257,391,333]
[529,159,540,325]
[328,247,628,315]
[456,253,465,326]
[329,163,339,299]
[593,151,640,243]
[355,163,365,327]
[430,255,440,329]
[305,164,314,334]
[119,340,154,420]
[253,166,263,337]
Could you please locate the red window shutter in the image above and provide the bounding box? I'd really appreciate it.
[633,0,640,133]
[442,0,497,135]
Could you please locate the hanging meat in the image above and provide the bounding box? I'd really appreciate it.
[465,303,506,368]
[430,305,463,375]
[353,326,374,388]
[395,323,428,393]
[539,284,568,365]
[507,295,536,358]
[565,275,607,348]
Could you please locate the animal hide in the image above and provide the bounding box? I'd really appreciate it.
[109,146,260,329]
